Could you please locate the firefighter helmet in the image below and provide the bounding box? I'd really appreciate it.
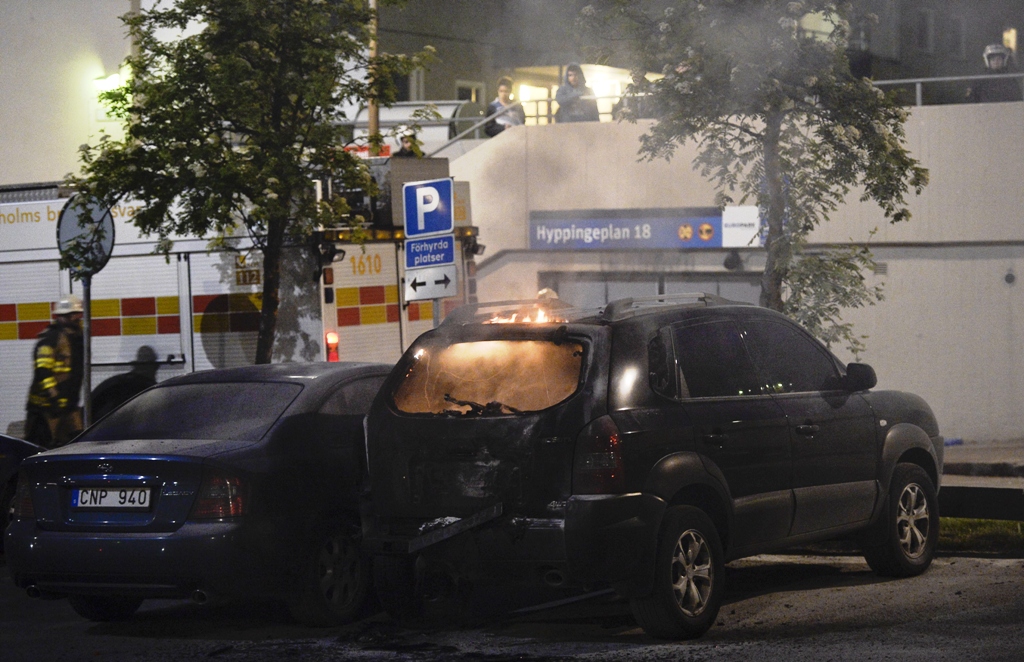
[54,295,83,316]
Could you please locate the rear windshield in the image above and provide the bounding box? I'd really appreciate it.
[80,382,302,442]
[393,340,584,415]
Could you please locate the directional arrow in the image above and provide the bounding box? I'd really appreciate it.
[404,265,458,303]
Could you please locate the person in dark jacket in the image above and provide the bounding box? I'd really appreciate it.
[91,345,160,421]
[25,295,84,448]
[967,44,1022,103]
[555,64,600,123]
[485,76,526,137]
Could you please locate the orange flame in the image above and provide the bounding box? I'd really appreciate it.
[484,308,565,324]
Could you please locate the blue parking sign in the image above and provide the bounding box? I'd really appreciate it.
[403,178,454,238]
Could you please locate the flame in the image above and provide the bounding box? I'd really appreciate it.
[484,308,565,324]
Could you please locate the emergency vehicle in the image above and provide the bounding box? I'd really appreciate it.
[0,167,478,437]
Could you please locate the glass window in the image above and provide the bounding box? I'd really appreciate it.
[320,375,387,416]
[672,321,761,398]
[742,320,841,393]
[648,327,675,398]
[393,339,584,415]
[80,382,302,442]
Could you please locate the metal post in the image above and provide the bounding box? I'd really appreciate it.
[916,82,923,107]
[368,0,380,155]
[82,275,92,428]
[433,297,442,328]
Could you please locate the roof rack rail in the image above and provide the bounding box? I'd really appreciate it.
[601,292,749,322]
[441,298,583,326]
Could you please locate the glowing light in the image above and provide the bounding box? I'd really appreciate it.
[485,308,566,324]
[618,367,639,399]
[94,73,122,93]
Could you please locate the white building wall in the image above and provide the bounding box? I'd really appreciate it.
[452,105,1024,443]
[0,1,131,185]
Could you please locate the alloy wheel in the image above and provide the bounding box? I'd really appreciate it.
[670,529,713,617]
[896,483,930,559]
[318,533,360,609]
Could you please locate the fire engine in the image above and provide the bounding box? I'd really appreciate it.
[0,161,479,437]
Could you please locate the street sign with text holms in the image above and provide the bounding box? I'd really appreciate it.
[403,178,454,238]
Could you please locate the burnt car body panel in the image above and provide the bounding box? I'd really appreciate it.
[362,298,943,599]
[6,362,390,604]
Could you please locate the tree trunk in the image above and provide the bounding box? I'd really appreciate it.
[760,111,788,312]
[254,217,286,364]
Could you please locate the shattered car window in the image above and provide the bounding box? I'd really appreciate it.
[393,340,584,415]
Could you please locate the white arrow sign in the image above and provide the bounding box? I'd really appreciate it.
[404,264,458,303]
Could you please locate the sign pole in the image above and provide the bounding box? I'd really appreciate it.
[82,275,92,428]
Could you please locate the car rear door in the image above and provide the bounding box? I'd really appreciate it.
[741,318,878,535]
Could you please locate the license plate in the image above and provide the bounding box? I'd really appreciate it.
[71,487,151,510]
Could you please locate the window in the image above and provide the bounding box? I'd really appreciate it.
[742,320,841,393]
[393,339,584,415]
[915,9,934,54]
[81,382,302,442]
[320,375,387,416]
[456,80,484,104]
[671,321,761,398]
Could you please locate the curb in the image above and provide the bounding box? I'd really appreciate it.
[943,462,1024,478]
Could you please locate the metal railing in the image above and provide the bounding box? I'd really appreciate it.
[874,72,1024,106]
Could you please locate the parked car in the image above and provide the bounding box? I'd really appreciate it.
[361,295,944,639]
[1,433,46,554]
[6,362,390,625]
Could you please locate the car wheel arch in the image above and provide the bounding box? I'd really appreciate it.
[881,423,940,491]
[644,452,733,552]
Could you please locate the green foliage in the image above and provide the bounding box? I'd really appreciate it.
[68,0,433,362]
[582,0,928,355]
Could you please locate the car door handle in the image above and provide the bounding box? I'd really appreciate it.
[795,424,820,436]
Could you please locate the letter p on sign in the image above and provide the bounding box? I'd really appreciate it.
[416,187,439,231]
[403,178,454,238]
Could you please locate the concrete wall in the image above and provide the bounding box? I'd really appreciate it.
[0,1,130,185]
[451,103,1024,442]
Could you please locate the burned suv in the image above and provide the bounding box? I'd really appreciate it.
[362,296,943,639]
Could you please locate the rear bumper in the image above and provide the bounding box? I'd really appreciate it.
[4,519,286,599]
[364,492,665,590]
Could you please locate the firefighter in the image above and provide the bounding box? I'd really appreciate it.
[25,295,85,448]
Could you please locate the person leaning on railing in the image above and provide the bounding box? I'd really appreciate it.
[555,64,600,123]
[485,76,526,137]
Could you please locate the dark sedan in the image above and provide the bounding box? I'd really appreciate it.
[1,433,46,554]
[5,362,390,625]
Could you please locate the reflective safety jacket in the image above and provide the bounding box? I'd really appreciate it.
[26,321,84,413]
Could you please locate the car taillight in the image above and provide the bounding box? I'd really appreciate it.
[11,473,34,519]
[189,470,248,519]
[572,415,625,494]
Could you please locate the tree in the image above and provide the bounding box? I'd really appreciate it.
[583,1,928,355]
[68,0,431,363]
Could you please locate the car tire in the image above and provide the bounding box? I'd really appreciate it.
[862,463,939,578]
[372,555,421,622]
[629,505,725,640]
[288,524,370,627]
[67,595,143,622]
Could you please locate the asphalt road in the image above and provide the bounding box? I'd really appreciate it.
[2,553,1022,661]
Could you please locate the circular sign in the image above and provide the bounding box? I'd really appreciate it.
[56,195,116,277]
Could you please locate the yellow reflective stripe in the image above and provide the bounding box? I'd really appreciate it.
[28,394,50,407]
[36,346,54,356]
[57,398,68,408]
[52,365,71,373]
[39,377,58,390]
[35,357,55,369]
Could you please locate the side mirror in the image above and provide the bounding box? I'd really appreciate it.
[844,362,877,392]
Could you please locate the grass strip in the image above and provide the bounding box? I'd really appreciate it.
[939,517,1024,554]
